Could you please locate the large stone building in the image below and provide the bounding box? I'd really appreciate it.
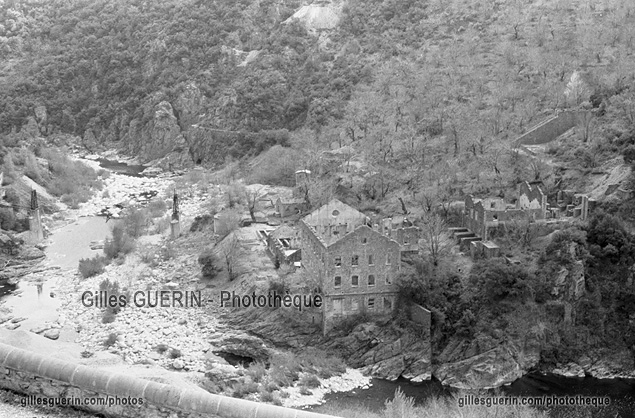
[299,199,401,334]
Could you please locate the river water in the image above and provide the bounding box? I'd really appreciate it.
[2,158,635,417]
[317,374,635,417]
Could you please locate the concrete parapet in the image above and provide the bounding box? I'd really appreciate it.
[0,343,335,418]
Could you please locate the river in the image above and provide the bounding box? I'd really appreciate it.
[2,158,635,417]
[316,374,635,417]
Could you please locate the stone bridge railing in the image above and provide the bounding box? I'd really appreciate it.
[0,342,335,418]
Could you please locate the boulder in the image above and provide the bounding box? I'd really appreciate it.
[18,246,46,260]
[433,342,538,389]
[214,332,271,362]
[43,329,60,340]
[172,359,185,370]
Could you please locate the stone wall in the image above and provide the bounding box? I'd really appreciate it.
[515,111,585,146]
[0,343,334,418]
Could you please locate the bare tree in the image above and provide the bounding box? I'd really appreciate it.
[245,186,266,222]
[218,233,243,281]
[420,211,453,266]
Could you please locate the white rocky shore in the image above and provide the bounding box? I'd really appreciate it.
[284,368,371,408]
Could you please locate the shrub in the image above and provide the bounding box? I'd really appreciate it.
[102,310,116,324]
[104,224,135,260]
[78,255,107,278]
[268,279,289,295]
[299,374,321,388]
[169,348,182,359]
[297,349,347,379]
[259,389,275,403]
[0,208,16,230]
[189,214,214,232]
[103,333,118,348]
[153,215,171,234]
[24,151,42,183]
[123,207,149,238]
[198,249,222,280]
[246,361,267,383]
[160,241,176,260]
[98,278,126,321]
[97,169,111,179]
[155,344,169,354]
[148,199,168,218]
[269,353,301,387]
[231,381,259,399]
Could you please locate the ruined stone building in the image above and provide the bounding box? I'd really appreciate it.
[463,181,547,241]
[299,199,401,334]
[457,181,593,258]
[275,197,307,218]
[266,224,301,266]
[369,214,420,256]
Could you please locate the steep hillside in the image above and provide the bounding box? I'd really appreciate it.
[1,0,632,173]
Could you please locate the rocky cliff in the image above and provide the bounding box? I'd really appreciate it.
[222,308,432,383]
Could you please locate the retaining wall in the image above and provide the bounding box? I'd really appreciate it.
[515,111,586,146]
[0,342,334,418]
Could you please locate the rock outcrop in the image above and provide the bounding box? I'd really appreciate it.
[129,100,188,163]
[283,3,342,33]
[225,308,432,382]
[433,331,542,389]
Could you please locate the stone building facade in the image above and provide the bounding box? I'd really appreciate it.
[463,181,547,240]
[275,197,307,217]
[299,199,401,334]
[370,215,420,255]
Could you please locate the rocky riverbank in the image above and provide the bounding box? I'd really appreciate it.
[1,156,377,409]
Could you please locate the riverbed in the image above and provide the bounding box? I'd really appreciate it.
[1,216,114,334]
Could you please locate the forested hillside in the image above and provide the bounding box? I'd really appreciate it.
[0,0,634,191]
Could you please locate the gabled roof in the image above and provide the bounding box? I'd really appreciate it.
[303,199,367,227]
[302,199,369,246]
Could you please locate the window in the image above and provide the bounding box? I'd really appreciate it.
[368,254,374,265]
[334,256,341,267]
[368,275,375,287]
[351,275,359,287]
[368,298,375,309]
[385,275,392,285]
[352,255,359,266]
[351,298,359,311]
[386,254,391,265]
[333,298,343,313]
[384,297,392,310]
[334,276,341,288]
